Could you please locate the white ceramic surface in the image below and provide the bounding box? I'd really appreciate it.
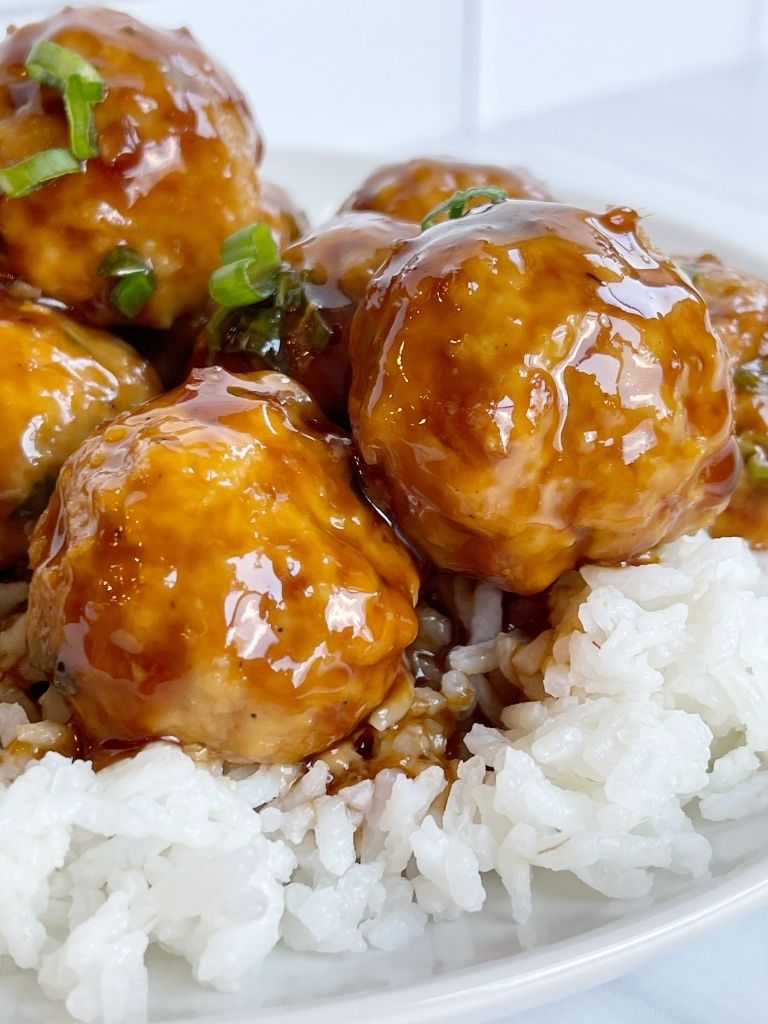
[3,151,767,1024]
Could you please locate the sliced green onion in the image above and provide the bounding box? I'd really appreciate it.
[209,258,278,307]
[64,75,99,159]
[25,38,104,96]
[98,245,148,278]
[109,272,156,319]
[0,147,81,197]
[98,245,155,318]
[421,186,509,231]
[220,222,280,268]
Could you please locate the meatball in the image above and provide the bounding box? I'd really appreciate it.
[205,211,417,423]
[684,253,768,365]
[258,180,309,248]
[27,367,419,764]
[0,6,262,328]
[0,289,159,568]
[349,202,737,594]
[685,254,768,545]
[340,157,555,223]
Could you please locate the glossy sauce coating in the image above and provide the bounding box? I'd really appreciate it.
[203,211,417,423]
[350,201,738,593]
[340,157,555,222]
[0,6,262,327]
[27,367,419,763]
[0,289,159,568]
[685,254,768,545]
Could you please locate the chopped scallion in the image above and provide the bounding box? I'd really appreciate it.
[98,245,149,278]
[220,222,280,268]
[109,272,156,319]
[64,75,99,159]
[421,185,509,230]
[98,245,155,318]
[0,147,81,197]
[209,258,278,307]
[25,38,104,96]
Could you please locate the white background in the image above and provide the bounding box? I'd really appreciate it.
[0,0,766,152]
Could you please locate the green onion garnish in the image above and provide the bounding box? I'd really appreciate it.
[209,258,279,307]
[25,38,104,96]
[109,273,156,319]
[98,245,155,318]
[64,74,99,159]
[421,186,509,231]
[0,147,81,197]
[0,39,105,194]
[220,222,279,267]
[208,222,281,307]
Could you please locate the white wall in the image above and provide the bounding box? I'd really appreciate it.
[1,0,766,151]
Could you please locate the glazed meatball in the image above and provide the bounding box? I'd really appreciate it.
[349,202,737,594]
[340,157,554,223]
[685,254,768,545]
[0,6,262,328]
[0,289,159,569]
[258,180,309,248]
[684,253,768,365]
[27,367,419,763]
[205,211,417,423]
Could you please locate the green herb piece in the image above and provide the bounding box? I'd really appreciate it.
[109,273,155,319]
[220,222,279,268]
[98,245,155,318]
[733,357,768,394]
[207,268,332,369]
[209,258,279,307]
[738,431,768,488]
[421,186,509,231]
[98,245,148,278]
[0,147,80,197]
[25,38,104,96]
[64,74,99,158]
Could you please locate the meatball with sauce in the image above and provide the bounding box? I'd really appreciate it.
[27,367,419,764]
[684,254,768,545]
[0,6,263,328]
[205,211,417,423]
[349,201,738,594]
[0,289,159,569]
[340,157,555,223]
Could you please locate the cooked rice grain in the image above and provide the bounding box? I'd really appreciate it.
[0,531,766,1022]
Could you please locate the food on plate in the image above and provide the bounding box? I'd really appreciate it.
[203,211,417,422]
[27,367,419,763]
[340,156,555,222]
[0,290,158,569]
[0,6,262,328]
[683,254,768,545]
[0,5,766,1023]
[350,200,738,593]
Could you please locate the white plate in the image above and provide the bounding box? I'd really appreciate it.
[4,151,768,1024]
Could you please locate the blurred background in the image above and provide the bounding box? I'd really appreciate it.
[1,0,767,249]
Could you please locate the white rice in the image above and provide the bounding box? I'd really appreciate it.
[0,531,767,1022]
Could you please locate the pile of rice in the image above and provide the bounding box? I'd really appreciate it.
[1,531,767,1023]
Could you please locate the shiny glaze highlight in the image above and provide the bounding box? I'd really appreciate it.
[349,201,738,594]
[27,367,419,763]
